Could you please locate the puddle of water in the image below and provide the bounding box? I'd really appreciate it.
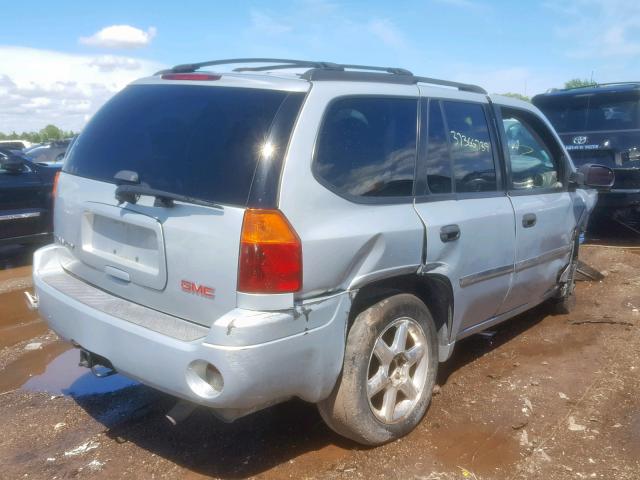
[0,289,40,329]
[0,265,32,289]
[22,348,138,396]
[0,320,49,349]
[429,423,522,475]
[286,443,350,473]
[0,341,70,393]
[0,287,47,349]
[0,341,137,396]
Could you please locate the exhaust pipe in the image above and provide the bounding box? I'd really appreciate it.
[166,400,197,426]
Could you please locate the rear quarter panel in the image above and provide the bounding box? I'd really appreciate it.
[278,82,424,299]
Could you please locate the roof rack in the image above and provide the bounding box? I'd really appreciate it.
[593,81,640,88]
[156,58,487,94]
[546,81,640,93]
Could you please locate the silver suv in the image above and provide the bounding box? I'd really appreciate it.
[31,59,613,445]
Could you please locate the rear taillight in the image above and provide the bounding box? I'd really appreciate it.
[161,73,221,81]
[238,209,302,294]
[52,171,60,199]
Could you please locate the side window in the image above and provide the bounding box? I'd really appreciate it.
[422,100,453,194]
[315,97,417,198]
[500,108,562,190]
[0,153,28,174]
[442,101,497,193]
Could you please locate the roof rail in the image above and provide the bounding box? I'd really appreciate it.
[414,76,486,94]
[552,81,640,93]
[593,81,640,88]
[157,58,340,75]
[157,58,486,94]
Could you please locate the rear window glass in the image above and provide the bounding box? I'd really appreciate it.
[442,101,497,193]
[535,93,640,133]
[422,99,453,194]
[314,96,417,198]
[64,85,294,206]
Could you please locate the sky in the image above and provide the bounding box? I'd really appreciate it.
[0,0,638,132]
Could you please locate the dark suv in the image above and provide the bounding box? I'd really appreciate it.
[533,83,640,226]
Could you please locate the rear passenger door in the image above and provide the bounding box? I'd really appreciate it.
[413,96,516,336]
[494,105,575,314]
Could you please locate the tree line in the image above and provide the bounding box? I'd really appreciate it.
[0,124,77,144]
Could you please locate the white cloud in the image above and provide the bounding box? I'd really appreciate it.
[249,10,292,35]
[244,4,413,63]
[547,0,640,59]
[367,19,406,48]
[88,55,141,72]
[0,46,164,132]
[79,25,157,49]
[432,0,483,8]
[448,65,563,97]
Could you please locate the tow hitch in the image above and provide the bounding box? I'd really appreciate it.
[79,348,117,378]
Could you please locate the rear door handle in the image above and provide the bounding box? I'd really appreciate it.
[440,224,461,243]
[522,213,537,228]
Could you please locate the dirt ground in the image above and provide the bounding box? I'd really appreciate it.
[0,239,639,480]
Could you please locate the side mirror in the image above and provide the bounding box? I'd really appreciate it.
[570,164,615,190]
[0,154,25,173]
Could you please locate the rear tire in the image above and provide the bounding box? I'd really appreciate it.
[318,294,438,445]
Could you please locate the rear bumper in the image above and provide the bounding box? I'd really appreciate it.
[33,244,349,419]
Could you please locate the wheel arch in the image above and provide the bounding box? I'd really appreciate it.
[348,272,455,362]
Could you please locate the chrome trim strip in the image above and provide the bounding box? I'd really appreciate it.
[459,244,572,288]
[459,264,514,288]
[0,212,41,221]
[515,245,572,272]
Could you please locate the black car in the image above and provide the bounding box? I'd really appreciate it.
[0,140,31,151]
[533,83,640,226]
[0,148,60,245]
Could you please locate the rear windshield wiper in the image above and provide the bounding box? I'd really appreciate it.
[115,184,223,209]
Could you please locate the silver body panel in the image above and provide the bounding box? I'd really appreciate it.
[279,81,424,299]
[33,72,595,418]
[499,192,574,313]
[54,174,245,327]
[34,244,349,418]
[413,196,516,334]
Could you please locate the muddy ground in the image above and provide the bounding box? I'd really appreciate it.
[0,240,639,480]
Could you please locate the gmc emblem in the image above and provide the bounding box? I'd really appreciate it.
[181,280,215,299]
